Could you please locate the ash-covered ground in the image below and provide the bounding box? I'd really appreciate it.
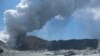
[0,48,100,56]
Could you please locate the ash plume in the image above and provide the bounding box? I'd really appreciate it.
[3,0,95,49]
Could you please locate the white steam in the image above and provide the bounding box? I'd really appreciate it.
[73,4,100,38]
[3,0,91,48]
[72,1,100,48]
[0,31,9,43]
[4,0,90,34]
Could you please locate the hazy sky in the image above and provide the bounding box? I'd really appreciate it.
[0,0,91,40]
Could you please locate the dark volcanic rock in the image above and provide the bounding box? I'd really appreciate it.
[0,40,4,53]
[0,49,3,53]
[15,35,49,51]
[65,51,76,56]
[47,39,98,51]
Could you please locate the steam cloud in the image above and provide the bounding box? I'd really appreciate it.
[72,1,100,48]
[3,0,91,48]
[0,31,9,43]
[73,0,100,38]
[2,0,100,48]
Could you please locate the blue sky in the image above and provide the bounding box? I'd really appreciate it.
[32,18,91,40]
[0,0,91,40]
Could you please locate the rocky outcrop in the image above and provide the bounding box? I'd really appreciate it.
[14,34,98,51]
[47,39,98,51]
[15,35,49,51]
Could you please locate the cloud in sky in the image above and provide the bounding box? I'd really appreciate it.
[0,31,9,43]
[73,7,100,38]
[1,0,100,48]
[3,0,91,48]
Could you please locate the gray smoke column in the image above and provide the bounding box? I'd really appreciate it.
[4,0,91,48]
